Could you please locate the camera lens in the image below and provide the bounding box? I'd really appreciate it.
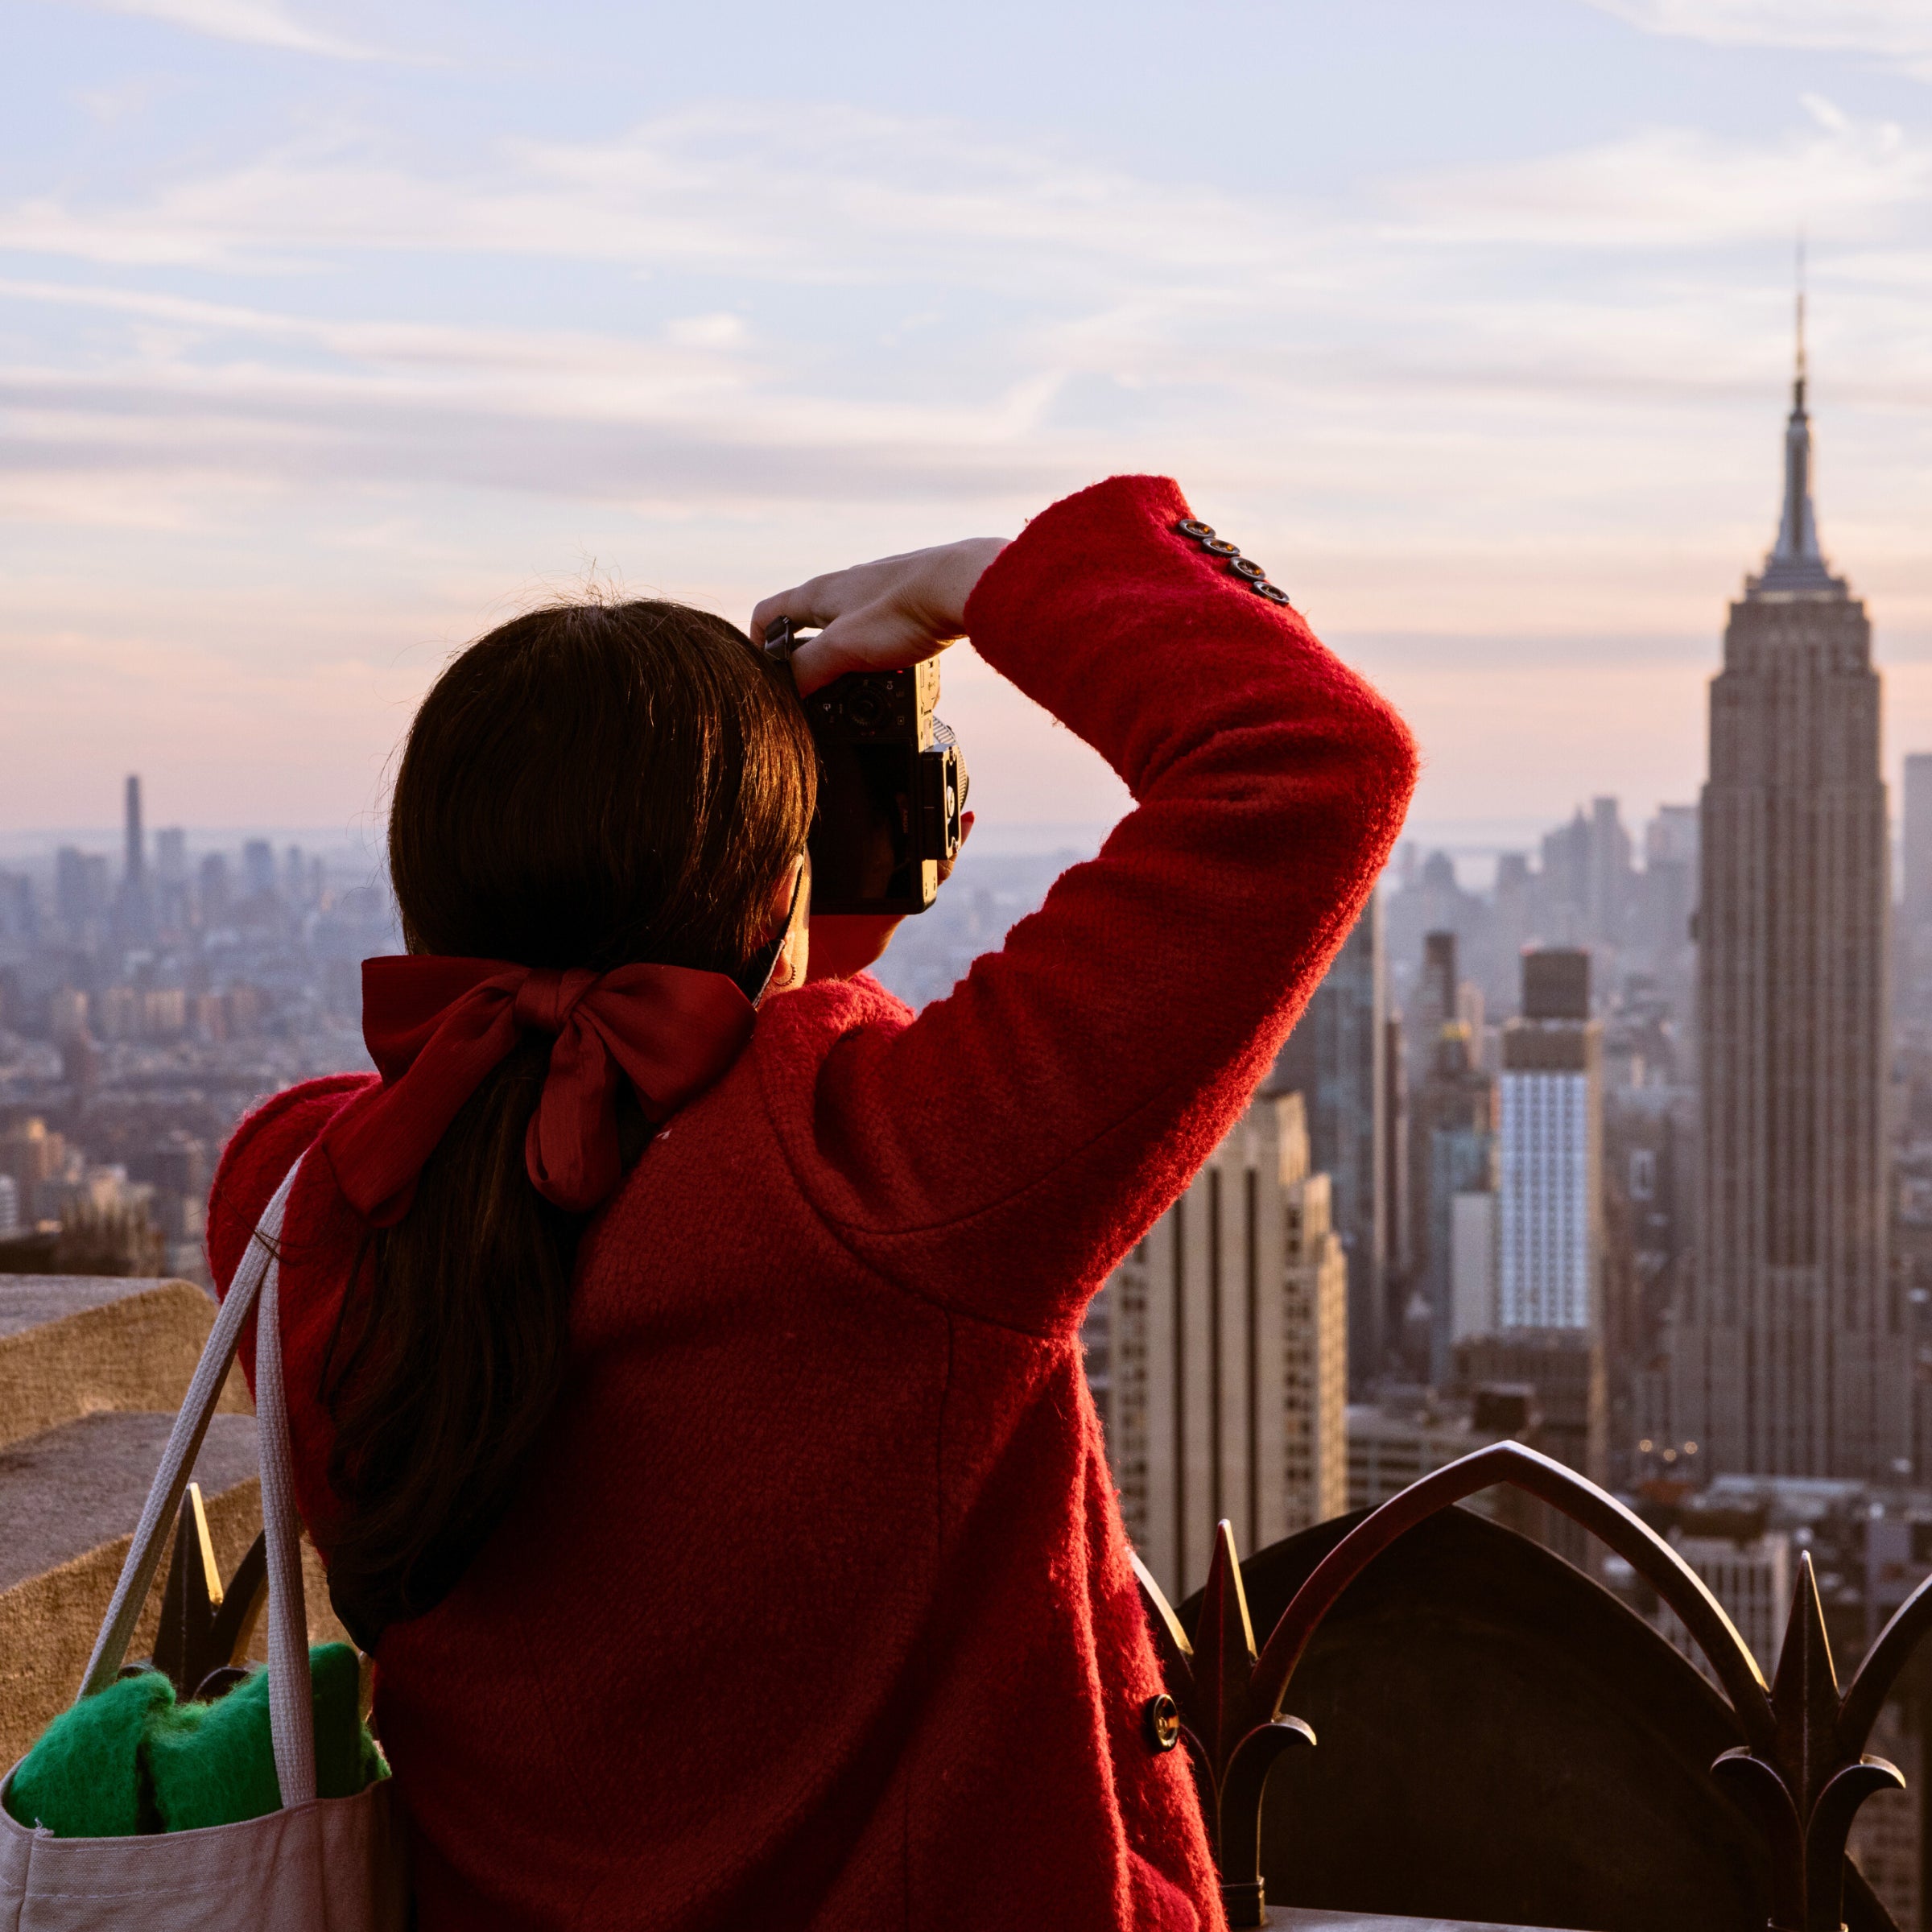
[847,686,886,730]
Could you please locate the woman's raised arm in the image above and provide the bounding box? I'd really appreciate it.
[753,473,1418,1338]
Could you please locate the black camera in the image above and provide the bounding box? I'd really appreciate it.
[764,618,967,915]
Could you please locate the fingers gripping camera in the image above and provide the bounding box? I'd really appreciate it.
[764,619,968,915]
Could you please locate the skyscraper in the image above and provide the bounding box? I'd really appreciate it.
[1583,799,1633,952]
[123,774,144,890]
[1269,888,1386,1388]
[1082,1092,1349,1598]
[1671,308,1904,1479]
[55,848,105,932]
[242,839,276,899]
[116,774,152,942]
[1635,804,1699,981]
[1496,950,1602,1334]
[1407,932,1496,1382]
[1901,753,1932,1017]
[1471,947,1611,1542]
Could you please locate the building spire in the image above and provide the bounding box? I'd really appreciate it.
[1757,236,1838,594]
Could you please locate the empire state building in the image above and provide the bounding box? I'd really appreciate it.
[1670,320,1907,1480]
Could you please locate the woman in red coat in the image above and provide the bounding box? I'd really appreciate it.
[208,473,1416,1931]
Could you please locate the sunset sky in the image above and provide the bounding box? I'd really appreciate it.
[7,0,1932,857]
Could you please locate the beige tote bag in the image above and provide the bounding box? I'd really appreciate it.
[0,1158,411,1930]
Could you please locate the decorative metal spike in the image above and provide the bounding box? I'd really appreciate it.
[1769,1553,1841,1827]
[1192,1521,1259,1776]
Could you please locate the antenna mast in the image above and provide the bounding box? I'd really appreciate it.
[1794,233,1807,407]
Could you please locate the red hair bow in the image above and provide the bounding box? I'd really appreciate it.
[320,956,758,1224]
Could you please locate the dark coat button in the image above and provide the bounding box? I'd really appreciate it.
[1229,558,1266,580]
[1255,582,1293,605]
[1174,518,1215,540]
[1201,537,1241,558]
[1143,1693,1181,1753]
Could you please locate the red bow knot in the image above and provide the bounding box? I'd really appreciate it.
[320,955,758,1224]
[511,967,595,1038]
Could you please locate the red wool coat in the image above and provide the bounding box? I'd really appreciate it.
[208,474,1416,1932]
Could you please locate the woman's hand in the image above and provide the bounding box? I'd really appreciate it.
[751,536,1009,697]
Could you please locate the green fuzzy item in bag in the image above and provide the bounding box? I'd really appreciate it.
[3,1645,386,1838]
[146,1643,386,1831]
[2,1670,173,1838]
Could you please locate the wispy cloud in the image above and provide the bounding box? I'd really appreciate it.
[0,107,1300,282]
[1584,1,1932,76]
[1392,95,1930,246]
[56,0,383,60]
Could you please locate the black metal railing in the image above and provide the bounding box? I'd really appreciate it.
[1135,1440,1932,1932]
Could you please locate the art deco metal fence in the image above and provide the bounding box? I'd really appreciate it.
[1134,1440,1932,1932]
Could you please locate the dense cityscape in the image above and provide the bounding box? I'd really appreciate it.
[0,797,398,1282]
[4,341,1932,1917]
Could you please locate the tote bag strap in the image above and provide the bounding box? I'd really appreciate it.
[76,1155,318,1808]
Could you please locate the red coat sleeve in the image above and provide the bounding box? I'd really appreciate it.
[760,473,1418,1335]
[206,1073,378,1304]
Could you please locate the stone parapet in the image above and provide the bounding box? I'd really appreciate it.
[0,1274,345,1771]
[0,1275,250,1453]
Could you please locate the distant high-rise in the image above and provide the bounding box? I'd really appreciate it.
[1407,931,1495,1382]
[1383,1009,1409,1294]
[1636,804,1699,968]
[1583,799,1632,951]
[242,839,276,899]
[1082,1092,1348,1599]
[55,848,105,931]
[1902,753,1932,1013]
[1646,804,1699,873]
[1417,930,1456,1042]
[1672,306,1904,1479]
[1471,948,1609,1554]
[197,852,231,928]
[115,775,153,942]
[1496,950,1602,1334]
[1269,889,1386,1387]
[1407,928,1461,1278]
[1537,799,1631,952]
[123,776,144,889]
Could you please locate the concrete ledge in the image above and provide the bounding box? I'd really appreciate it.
[0,1413,345,1769]
[0,1413,262,1596]
[0,1276,250,1454]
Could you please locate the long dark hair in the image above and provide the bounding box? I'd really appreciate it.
[320,599,815,1643]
